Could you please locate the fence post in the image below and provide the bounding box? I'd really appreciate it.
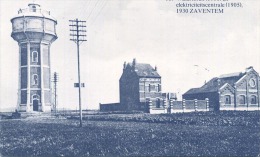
[148,98,153,113]
[169,99,173,113]
[194,99,198,112]
[146,98,150,112]
[219,100,222,111]
[205,98,209,111]
[182,99,186,113]
[163,99,167,109]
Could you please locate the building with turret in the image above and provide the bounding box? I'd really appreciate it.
[11,3,57,112]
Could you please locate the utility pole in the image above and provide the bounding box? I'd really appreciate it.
[53,72,58,115]
[69,19,87,127]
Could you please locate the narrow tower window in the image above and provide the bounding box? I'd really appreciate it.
[33,74,38,85]
[32,6,36,12]
[251,95,257,104]
[32,51,38,62]
[238,95,246,104]
[224,95,231,104]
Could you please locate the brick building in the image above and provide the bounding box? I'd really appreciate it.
[100,59,176,112]
[183,67,260,111]
[119,58,163,111]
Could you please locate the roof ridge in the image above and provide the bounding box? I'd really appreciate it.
[219,72,243,78]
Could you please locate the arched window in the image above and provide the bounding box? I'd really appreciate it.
[33,74,38,85]
[32,51,38,62]
[32,95,39,100]
[224,95,231,104]
[238,95,246,104]
[251,95,257,104]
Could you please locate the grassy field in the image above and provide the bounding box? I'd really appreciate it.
[0,112,260,156]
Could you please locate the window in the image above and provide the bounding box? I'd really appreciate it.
[33,95,39,100]
[155,85,158,92]
[238,95,246,104]
[251,95,257,104]
[32,6,36,12]
[33,74,38,85]
[158,84,161,92]
[145,86,149,92]
[224,95,231,104]
[150,85,155,92]
[148,84,155,92]
[139,85,144,91]
[249,78,256,87]
[32,51,38,62]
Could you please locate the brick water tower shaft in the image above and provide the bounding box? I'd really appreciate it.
[11,3,57,112]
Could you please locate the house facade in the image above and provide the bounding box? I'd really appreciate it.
[100,58,178,113]
[119,59,163,111]
[183,67,260,111]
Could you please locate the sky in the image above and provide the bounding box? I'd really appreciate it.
[0,0,260,111]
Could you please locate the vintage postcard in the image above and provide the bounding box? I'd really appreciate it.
[0,0,259,156]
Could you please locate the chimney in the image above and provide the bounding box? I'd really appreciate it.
[155,65,157,71]
[123,61,126,70]
[245,66,253,72]
[132,58,136,67]
[217,79,221,87]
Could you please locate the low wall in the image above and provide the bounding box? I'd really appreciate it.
[221,105,259,111]
[100,99,259,113]
[100,103,121,112]
[171,101,183,113]
[149,108,167,114]
[147,98,210,114]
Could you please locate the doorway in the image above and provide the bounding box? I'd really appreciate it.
[33,99,39,111]
[156,98,161,108]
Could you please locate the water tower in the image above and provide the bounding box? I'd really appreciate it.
[11,3,57,112]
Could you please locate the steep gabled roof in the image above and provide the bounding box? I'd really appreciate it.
[134,63,160,78]
[184,77,220,94]
[218,73,244,87]
[122,59,161,78]
[184,71,245,95]
[184,88,201,95]
[219,72,241,78]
